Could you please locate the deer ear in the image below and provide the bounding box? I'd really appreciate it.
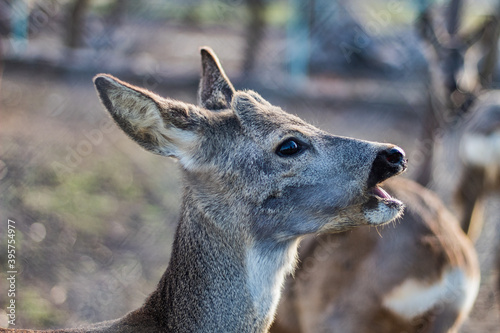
[94,74,201,159]
[232,91,267,130]
[198,47,235,110]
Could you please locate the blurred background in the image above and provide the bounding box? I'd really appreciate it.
[0,0,499,331]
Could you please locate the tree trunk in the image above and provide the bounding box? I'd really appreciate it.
[65,0,89,49]
[242,0,266,78]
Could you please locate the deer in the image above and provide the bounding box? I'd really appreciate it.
[414,3,500,244]
[452,90,500,316]
[418,0,500,309]
[454,91,500,242]
[0,47,408,332]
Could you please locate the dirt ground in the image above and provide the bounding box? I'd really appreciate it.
[1,22,499,332]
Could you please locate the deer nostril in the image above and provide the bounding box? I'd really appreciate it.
[367,146,406,188]
[384,147,405,165]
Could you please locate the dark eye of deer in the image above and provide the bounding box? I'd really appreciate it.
[277,139,302,157]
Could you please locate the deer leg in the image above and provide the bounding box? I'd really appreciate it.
[455,166,486,241]
[467,196,486,242]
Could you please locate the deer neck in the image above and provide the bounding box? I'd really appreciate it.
[245,238,300,327]
[140,192,300,333]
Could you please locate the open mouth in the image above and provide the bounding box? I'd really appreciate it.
[363,184,404,225]
[368,184,403,207]
[362,145,407,225]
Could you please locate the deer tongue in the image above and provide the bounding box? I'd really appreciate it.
[370,186,392,199]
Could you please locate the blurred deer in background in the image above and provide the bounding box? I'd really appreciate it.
[416,1,500,243]
[455,92,500,242]
[270,2,491,332]
[417,1,500,313]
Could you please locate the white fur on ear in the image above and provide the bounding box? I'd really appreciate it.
[94,74,198,161]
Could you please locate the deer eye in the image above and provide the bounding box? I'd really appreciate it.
[276,138,303,157]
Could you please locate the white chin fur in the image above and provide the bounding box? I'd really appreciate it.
[364,199,404,225]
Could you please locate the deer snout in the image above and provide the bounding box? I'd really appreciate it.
[367,146,407,188]
[382,146,405,165]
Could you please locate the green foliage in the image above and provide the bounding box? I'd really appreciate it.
[20,155,145,235]
[18,287,66,328]
[88,0,291,27]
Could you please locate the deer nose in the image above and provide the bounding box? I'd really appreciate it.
[367,146,407,188]
[382,146,405,166]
